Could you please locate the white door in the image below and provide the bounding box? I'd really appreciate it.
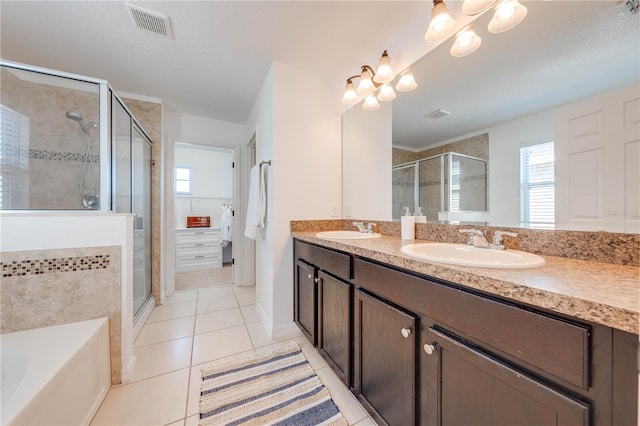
[555,84,640,233]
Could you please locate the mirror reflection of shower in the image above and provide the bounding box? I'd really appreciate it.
[65,111,100,209]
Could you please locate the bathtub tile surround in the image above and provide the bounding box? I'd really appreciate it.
[1,246,123,384]
[290,219,640,266]
[2,254,109,277]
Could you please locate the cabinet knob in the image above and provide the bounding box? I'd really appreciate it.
[307,273,312,279]
[423,343,436,355]
[401,328,412,338]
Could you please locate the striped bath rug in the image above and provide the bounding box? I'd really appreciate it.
[199,342,348,426]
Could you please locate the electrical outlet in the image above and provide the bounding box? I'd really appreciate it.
[344,203,352,218]
[331,203,339,217]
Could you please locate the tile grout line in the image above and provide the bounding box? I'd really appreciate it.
[181,288,200,425]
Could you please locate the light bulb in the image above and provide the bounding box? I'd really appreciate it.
[341,80,358,104]
[377,84,396,102]
[425,0,457,43]
[373,51,394,84]
[450,28,482,57]
[488,0,527,33]
[395,68,417,92]
[362,95,380,111]
[357,67,375,95]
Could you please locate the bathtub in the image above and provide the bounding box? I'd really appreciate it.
[1,318,110,425]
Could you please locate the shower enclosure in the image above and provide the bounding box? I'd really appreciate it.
[0,61,153,320]
[392,152,488,222]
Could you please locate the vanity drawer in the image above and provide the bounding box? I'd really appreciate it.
[176,242,220,256]
[354,258,590,390]
[176,229,220,244]
[176,253,221,269]
[294,240,352,281]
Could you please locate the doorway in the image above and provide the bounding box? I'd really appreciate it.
[173,142,235,291]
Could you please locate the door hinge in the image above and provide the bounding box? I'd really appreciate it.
[232,258,235,265]
[232,209,235,217]
[232,162,235,168]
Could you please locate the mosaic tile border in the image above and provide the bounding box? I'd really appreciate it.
[2,254,110,278]
[29,149,100,163]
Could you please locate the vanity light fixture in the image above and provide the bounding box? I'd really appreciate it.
[425,0,458,43]
[341,79,358,104]
[373,50,394,84]
[395,68,418,92]
[341,50,416,109]
[450,27,482,57]
[488,0,528,33]
[377,84,397,102]
[357,66,377,95]
[362,94,381,111]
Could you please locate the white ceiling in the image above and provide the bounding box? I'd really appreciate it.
[0,0,427,123]
[391,0,640,150]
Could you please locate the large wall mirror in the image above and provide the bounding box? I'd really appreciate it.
[342,0,640,233]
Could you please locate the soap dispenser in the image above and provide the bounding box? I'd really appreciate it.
[401,206,415,240]
[415,206,427,224]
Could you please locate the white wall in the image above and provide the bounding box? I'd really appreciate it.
[0,212,135,382]
[488,108,555,226]
[244,67,275,331]
[175,146,233,199]
[244,63,342,337]
[342,102,392,220]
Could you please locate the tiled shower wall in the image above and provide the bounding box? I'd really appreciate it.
[1,67,100,209]
[1,245,123,384]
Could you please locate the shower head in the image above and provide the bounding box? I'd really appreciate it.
[65,111,83,122]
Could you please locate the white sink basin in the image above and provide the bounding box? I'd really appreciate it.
[316,230,382,240]
[401,243,546,269]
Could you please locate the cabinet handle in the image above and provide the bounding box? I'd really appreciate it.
[423,343,436,355]
[195,243,205,247]
[401,328,412,338]
[195,255,205,259]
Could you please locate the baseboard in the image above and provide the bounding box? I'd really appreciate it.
[120,354,137,384]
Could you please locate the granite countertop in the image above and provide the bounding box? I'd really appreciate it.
[292,231,640,335]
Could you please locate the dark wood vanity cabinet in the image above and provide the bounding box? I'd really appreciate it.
[294,259,317,344]
[425,327,589,425]
[293,239,638,426]
[354,289,417,426]
[294,240,353,386]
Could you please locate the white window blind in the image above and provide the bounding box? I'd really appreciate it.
[175,164,192,194]
[0,105,30,209]
[520,141,554,226]
[450,158,460,211]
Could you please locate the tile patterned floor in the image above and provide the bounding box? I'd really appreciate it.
[91,285,377,426]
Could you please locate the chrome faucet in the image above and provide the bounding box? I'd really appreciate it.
[458,229,490,248]
[490,231,518,250]
[353,222,376,234]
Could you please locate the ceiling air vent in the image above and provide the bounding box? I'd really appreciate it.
[425,109,452,119]
[617,0,639,17]
[125,2,173,39]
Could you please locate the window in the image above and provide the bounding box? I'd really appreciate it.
[520,141,555,226]
[174,165,192,194]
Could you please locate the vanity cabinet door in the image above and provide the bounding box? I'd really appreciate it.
[425,327,590,426]
[318,271,352,387]
[294,260,317,345]
[354,289,417,426]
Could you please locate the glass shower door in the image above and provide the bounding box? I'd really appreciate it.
[392,164,417,220]
[132,125,152,317]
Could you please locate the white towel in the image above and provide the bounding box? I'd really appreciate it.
[244,164,267,240]
[221,205,232,245]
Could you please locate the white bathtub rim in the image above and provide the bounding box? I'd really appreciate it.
[0,317,110,425]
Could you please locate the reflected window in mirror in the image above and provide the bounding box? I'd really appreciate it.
[520,141,554,229]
